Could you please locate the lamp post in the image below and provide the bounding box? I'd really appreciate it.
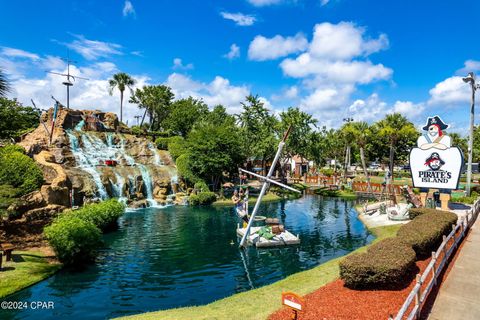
[462,72,480,196]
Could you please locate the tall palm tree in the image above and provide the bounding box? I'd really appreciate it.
[0,68,11,97]
[376,113,417,176]
[108,72,136,123]
[350,122,372,193]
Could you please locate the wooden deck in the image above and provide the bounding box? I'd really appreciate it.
[236,226,300,248]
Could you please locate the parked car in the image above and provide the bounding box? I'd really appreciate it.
[462,163,479,174]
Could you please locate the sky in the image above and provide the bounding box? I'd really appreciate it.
[1,0,479,133]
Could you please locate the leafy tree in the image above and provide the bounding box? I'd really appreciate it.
[0,98,40,139]
[375,113,418,174]
[279,107,317,162]
[450,132,468,159]
[339,122,357,179]
[129,85,174,130]
[163,97,208,137]
[0,68,10,97]
[348,122,372,192]
[237,95,279,173]
[108,72,136,123]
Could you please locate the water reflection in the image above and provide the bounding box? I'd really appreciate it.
[1,195,373,320]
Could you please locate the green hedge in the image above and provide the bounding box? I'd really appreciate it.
[0,145,43,194]
[339,238,416,289]
[194,180,209,192]
[155,136,183,151]
[44,216,102,265]
[189,192,217,206]
[408,208,440,220]
[397,210,457,258]
[70,199,125,231]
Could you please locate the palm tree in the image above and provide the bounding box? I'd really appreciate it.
[108,72,136,123]
[0,68,11,97]
[350,122,372,193]
[340,123,356,181]
[376,113,417,176]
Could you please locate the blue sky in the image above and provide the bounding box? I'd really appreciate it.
[1,0,479,132]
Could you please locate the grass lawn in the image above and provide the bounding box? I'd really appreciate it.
[117,224,401,320]
[212,193,282,206]
[0,250,61,299]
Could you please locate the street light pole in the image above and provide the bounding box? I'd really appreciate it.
[463,72,479,196]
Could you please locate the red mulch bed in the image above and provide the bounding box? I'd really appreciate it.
[269,228,468,320]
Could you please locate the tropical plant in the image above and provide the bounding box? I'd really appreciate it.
[0,98,40,139]
[0,145,43,194]
[129,85,174,130]
[163,97,208,137]
[348,122,372,192]
[108,72,136,123]
[0,68,10,97]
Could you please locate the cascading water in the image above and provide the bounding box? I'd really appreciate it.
[66,130,163,207]
[148,142,163,165]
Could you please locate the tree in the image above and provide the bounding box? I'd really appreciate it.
[348,122,372,192]
[450,132,468,160]
[163,97,208,137]
[108,72,136,123]
[375,113,418,175]
[279,107,317,162]
[339,122,357,179]
[0,98,40,139]
[0,68,10,97]
[237,95,279,174]
[129,85,174,130]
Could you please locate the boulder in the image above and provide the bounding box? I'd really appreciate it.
[7,190,46,215]
[25,204,66,223]
[130,199,148,209]
[40,185,70,207]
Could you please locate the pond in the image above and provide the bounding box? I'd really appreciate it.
[1,194,373,320]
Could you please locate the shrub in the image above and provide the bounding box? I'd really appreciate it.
[194,180,209,192]
[70,199,125,231]
[167,136,187,160]
[156,135,184,151]
[455,191,479,204]
[320,168,334,177]
[189,192,217,206]
[44,216,102,266]
[397,210,457,258]
[0,147,43,194]
[176,153,198,182]
[0,144,25,155]
[408,208,439,220]
[339,238,416,289]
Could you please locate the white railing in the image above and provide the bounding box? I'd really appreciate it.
[390,199,480,320]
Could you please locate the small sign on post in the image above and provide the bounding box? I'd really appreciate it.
[282,291,305,320]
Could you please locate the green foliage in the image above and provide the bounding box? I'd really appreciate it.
[320,168,334,176]
[408,207,439,220]
[0,146,43,194]
[155,137,170,150]
[0,68,10,97]
[129,85,174,130]
[163,97,209,137]
[194,180,209,192]
[0,184,22,218]
[0,98,40,139]
[279,107,317,160]
[69,199,125,231]
[188,192,217,206]
[339,238,416,289]
[108,72,136,123]
[168,136,187,160]
[0,144,25,154]
[175,154,198,183]
[156,135,184,151]
[397,210,458,258]
[44,216,102,265]
[455,191,478,204]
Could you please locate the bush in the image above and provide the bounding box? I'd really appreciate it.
[70,199,125,231]
[176,153,198,183]
[397,209,457,258]
[339,238,416,289]
[44,216,102,265]
[189,191,217,206]
[156,136,184,151]
[167,136,187,160]
[455,191,478,204]
[320,168,334,177]
[194,180,209,192]
[408,208,439,220]
[0,146,43,194]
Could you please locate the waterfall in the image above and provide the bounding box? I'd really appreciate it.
[148,142,163,165]
[75,120,85,131]
[139,164,157,207]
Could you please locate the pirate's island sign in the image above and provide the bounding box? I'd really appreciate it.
[409,116,464,190]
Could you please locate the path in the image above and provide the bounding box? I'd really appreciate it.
[428,217,480,320]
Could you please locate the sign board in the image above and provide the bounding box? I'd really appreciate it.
[409,116,464,190]
[282,291,305,311]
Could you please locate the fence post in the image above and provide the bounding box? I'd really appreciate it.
[415,274,422,318]
[442,235,448,260]
[452,225,457,249]
[460,217,465,238]
[431,251,437,286]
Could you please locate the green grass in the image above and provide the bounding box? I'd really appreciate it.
[117,224,401,320]
[212,193,282,206]
[0,250,61,299]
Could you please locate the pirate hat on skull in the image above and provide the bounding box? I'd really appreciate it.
[422,115,448,131]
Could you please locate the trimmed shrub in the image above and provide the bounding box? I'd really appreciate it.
[339,238,416,289]
[189,192,217,206]
[397,209,457,258]
[70,199,125,231]
[194,180,209,192]
[44,216,102,266]
[155,137,170,150]
[408,208,440,220]
[0,146,43,194]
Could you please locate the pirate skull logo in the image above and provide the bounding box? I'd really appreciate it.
[425,152,445,171]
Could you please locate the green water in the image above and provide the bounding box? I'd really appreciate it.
[1,195,373,320]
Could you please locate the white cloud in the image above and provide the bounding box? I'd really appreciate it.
[309,22,388,60]
[220,12,256,26]
[428,76,470,106]
[248,33,308,61]
[172,58,194,70]
[130,50,143,57]
[122,0,136,17]
[224,44,240,60]
[320,0,330,6]
[284,86,298,99]
[1,47,39,60]
[166,73,252,114]
[392,100,425,118]
[247,0,283,6]
[348,93,388,122]
[456,59,480,75]
[65,35,122,60]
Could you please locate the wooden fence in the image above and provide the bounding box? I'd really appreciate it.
[390,198,480,320]
[352,182,403,195]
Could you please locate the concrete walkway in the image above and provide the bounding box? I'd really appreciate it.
[428,218,480,320]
